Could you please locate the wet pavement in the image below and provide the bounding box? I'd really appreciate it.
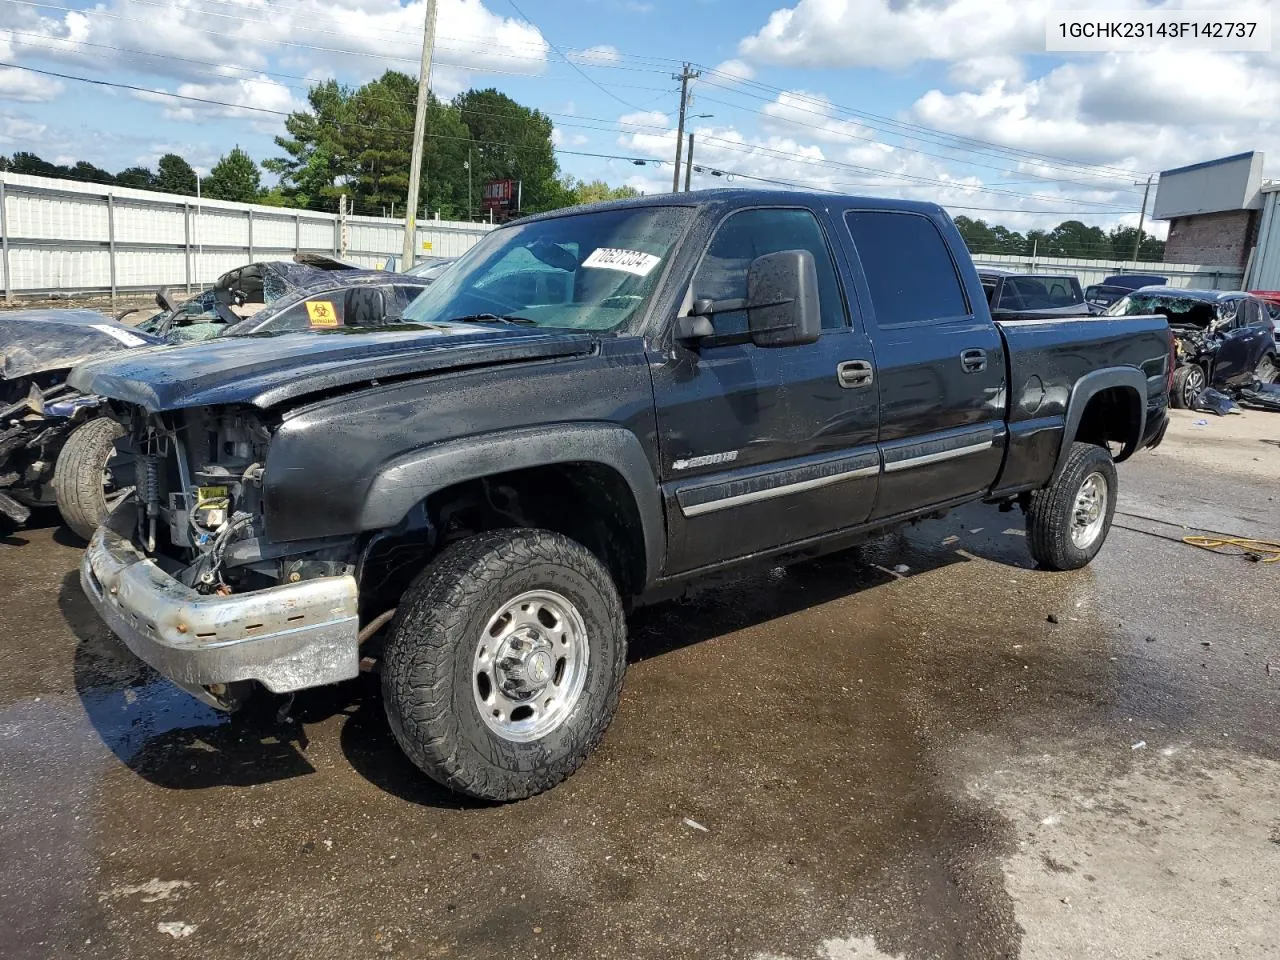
[1,411,1278,959]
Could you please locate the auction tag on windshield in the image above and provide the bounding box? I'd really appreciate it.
[90,324,148,348]
[306,300,339,327]
[581,247,661,277]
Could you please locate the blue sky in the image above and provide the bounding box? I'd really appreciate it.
[1,0,1277,236]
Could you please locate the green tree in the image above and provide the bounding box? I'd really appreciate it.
[1108,225,1165,262]
[564,177,640,205]
[69,160,115,185]
[1041,220,1109,259]
[454,88,563,214]
[203,146,262,202]
[156,154,198,195]
[115,166,156,190]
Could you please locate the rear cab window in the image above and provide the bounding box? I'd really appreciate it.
[843,211,970,324]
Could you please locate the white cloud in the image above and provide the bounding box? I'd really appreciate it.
[948,56,1024,89]
[711,59,755,82]
[612,105,1150,232]
[910,50,1280,174]
[0,0,548,89]
[131,75,299,132]
[568,45,621,66]
[0,66,63,102]
[736,0,1271,70]
[760,90,876,145]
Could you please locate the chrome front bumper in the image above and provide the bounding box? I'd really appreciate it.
[80,503,360,697]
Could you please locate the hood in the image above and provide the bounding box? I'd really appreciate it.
[0,310,162,380]
[68,323,597,413]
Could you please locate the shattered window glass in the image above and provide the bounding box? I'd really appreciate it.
[263,272,290,305]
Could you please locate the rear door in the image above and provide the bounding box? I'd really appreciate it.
[840,209,1006,519]
[1214,298,1272,386]
[650,205,880,574]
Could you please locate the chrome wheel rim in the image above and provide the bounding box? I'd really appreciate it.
[1182,366,1205,405]
[1070,472,1108,549]
[472,589,589,743]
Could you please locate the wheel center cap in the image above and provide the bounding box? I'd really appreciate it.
[528,650,553,684]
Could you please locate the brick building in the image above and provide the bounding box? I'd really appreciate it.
[1153,152,1265,269]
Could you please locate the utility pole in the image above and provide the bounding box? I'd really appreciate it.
[671,63,700,193]
[684,133,695,192]
[1132,174,1154,262]
[401,0,438,270]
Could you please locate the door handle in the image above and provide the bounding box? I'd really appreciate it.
[960,348,987,373]
[837,359,874,388]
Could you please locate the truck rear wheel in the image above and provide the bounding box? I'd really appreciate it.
[53,417,128,542]
[381,528,627,801]
[1026,442,1117,571]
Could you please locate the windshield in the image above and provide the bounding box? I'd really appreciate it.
[1104,292,1229,328]
[402,206,691,332]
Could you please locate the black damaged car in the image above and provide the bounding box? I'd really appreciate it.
[1104,287,1279,407]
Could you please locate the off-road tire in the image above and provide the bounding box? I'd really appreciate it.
[1170,364,1204,409]
[1026,442,1118,571]
[381,528,627,802]
[53,417,125,541]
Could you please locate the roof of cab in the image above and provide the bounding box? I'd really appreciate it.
[505,187,952,225]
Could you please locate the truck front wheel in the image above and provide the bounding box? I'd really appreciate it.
[53,416,128,542]
[381,528,627,801]
[1026,442,1118,571]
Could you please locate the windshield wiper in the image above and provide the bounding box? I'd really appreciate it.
[446,313,538,326]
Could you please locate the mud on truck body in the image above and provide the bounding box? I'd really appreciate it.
[74,190,1172,801]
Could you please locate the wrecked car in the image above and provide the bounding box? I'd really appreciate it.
[74,189,1171,802]
[1104,288,1279,407]
[0,260,428,539]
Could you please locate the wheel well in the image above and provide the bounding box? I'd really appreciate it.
[421,463,647,596]
[1074,386,1142,460]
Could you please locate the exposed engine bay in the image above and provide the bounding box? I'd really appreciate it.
[121,405,357,593]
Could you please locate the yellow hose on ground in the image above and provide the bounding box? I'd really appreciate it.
[1182,536,1280,564]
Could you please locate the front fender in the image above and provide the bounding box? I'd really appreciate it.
[357,423,665,588]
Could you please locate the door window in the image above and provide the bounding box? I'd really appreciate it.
[690,208,847,334]
[258,293,346,333]
[845,211,969,324]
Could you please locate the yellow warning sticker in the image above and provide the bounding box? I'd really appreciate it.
[197,486,228,503]
[306,300,339,327]
[421,240,433,251]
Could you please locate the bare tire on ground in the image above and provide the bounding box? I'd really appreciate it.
[1169,364,1205,409]
[1026,442,1118,571]
[53,417,127,542]
[381,528,628,802]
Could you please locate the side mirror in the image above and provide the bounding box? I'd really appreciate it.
[746,249,821,347]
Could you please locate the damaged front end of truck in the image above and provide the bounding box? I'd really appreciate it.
[81,401,365,709]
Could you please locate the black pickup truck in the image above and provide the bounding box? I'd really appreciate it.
[72,190,1172,801]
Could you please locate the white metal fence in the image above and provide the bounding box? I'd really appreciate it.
[968,252,1244,290]
[0,172,495,301]
[0,171,1247,300]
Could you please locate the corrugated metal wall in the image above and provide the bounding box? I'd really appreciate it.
[0,172,495,299]
[1247,185,1280,291]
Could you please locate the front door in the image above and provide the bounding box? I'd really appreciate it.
[840,209,1006,520]
[649,206,880,575]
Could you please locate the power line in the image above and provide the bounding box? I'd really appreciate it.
[503,0,655,112]
[693,68,1152,184]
